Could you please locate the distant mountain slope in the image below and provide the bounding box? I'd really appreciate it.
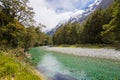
[97,0,114,8]
[47,0,114,36]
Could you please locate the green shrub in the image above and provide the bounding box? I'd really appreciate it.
[0,52,42,80]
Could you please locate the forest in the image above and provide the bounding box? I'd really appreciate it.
[0,0,52,51]
[0,0,50,79]
[0,0,120,79]
[53,0,120,48]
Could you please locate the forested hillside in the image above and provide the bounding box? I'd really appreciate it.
[53,0,120,48]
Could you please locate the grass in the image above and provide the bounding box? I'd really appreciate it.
[0,51,44,80]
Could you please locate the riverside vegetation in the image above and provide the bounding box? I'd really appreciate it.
[53,0,120,49]
[0,51,44,80]
[0,0,120,80]
[0,0,51,79]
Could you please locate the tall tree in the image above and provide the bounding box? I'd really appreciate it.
[0,0,35,26]
[53,23,82,45]
[102,0,120,44]
[81,7,113,44]
[0,20,26,47]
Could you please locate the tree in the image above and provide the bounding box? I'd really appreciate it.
[101,0,120,44]
[81,8,113,44]
[0,0,35,26]
[53,26,64,44]
[53,23,82,45]
[0,20,26,47]
[81,10,103,43]
[23,26,37,51]
[0,0,51,51]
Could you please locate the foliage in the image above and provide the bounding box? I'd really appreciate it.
[0,52,42,80]
[0,0,50,79]
[0,0,35,25]
[53,0,120,49]
[23,26,52,51]
[0,20,26,47]
[80,8,112,44]
[101,0,120,45]
[0,0,52,51]
[53,23,83,45]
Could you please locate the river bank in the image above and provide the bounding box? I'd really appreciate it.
[0,51,44,80]
[30,47,120,80]
[45,47,120,60]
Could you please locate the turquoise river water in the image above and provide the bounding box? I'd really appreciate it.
[29,47,120,80]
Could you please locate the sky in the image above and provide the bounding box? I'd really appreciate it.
[29,0,96,31]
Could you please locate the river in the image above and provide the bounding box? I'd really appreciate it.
[29,47,120,80]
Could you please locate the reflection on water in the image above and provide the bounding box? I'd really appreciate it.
[53,73,76,80]
[37,54,88,80]
[30,47,120,80]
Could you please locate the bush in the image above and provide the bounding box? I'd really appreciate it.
[0,52,42,80]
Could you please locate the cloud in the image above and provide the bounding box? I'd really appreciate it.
[29,0,95,31]
[45,0,95,12]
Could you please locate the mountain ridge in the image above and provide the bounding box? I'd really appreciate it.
[47,0,114,36]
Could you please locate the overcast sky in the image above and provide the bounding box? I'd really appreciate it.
[29,0,96,31]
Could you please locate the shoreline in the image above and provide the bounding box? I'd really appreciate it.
[33,68,46,80]
[45,47,120,61]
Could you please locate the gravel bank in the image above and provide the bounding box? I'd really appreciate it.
[45,47,120,60]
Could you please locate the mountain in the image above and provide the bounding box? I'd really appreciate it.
[97,0,114,8]
[68,0,102,23]
[46,20,68,36]
[47,0,114,36]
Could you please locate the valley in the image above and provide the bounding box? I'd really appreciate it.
[0,0,120,80]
